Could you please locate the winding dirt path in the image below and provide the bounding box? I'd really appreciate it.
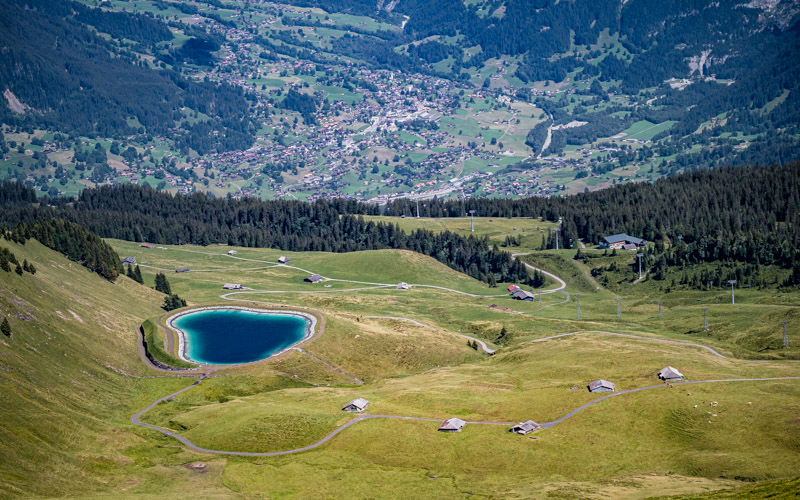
[127,246,800,457]
[130,374,800,456]
[130,319,800,457]
[531,330,800,363]
[140,246,566,300]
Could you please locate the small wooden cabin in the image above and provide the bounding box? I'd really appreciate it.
[342,398,369,412]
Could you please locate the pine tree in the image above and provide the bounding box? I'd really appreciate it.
[15,263,23,276]
[27,262,36,275]
[162,294,186,311]
[22,259,29,272]
[126,264,135,280]
[1,318,10,337]
[497,325,508,345]
[154,272,171,294]
[133,265,143,284]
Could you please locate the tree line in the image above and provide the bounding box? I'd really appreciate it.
[385,163,800,283]
[1,218,121,282]
[0,183,539,287]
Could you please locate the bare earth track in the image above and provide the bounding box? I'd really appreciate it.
[127,248,800,458]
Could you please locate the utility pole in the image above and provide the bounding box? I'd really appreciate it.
[416,199,420,218]
[554,227,560,250]
[728,279,737,305]
[636,252,644,280]
[616,298,621,319]
[784,321,790,349]
[575,294,581,321]
[658,301,663,319]
[469,210,476,232]
[703,307,709,331]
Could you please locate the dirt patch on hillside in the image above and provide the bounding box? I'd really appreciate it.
[3,89,27,114]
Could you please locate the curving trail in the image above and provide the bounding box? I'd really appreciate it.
[139,246,566,300]
[129,247,800,457]
[541,376,800,428]
[459,335,496,354]
[531,330,800,363]
[130,326,800,456]
[130,375,800,457]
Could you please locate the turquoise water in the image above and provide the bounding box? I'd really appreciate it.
[172,309,310,365]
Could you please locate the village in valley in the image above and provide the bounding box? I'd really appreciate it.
[2,0,800,498]
[1,0,711,204]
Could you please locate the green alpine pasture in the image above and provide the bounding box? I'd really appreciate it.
[1,223,799,498]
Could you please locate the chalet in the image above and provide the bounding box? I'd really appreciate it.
[508,285,519,292]
[509,420,541,435]
[396,282,409,290]
[342,398,369,412]
[588,379,616,393]
[175,268,190,273]
[278,256,292,263]
[121,256,136,265]
[512,289,534,301]
[223,283,243,290]
[140,243,154,249]
[227,250,238,255]
[305,274,323,284]
[659,366,684,381]
[599,234,646,250]
[438,417,466,432]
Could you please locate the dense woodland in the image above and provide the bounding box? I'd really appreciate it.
[2,217,121,282]
[385,163,800,287]
[3,164,797,289]
[0,0,257,154]
[0,183,536,287]
[0,164,797,288]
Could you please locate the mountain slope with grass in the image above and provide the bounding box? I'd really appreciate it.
[0,237,175,496]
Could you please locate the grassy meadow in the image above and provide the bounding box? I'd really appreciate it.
[1,222,799,498]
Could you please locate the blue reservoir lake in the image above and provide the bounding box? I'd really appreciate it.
[170,308,313,365]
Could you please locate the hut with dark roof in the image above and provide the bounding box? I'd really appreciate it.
[305,274,323,284]
[588,379,616,393]
[509,420,541,435]
[512,289,534,301]
[342,398,369,412]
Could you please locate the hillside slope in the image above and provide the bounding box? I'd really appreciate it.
[0,238,181,496]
